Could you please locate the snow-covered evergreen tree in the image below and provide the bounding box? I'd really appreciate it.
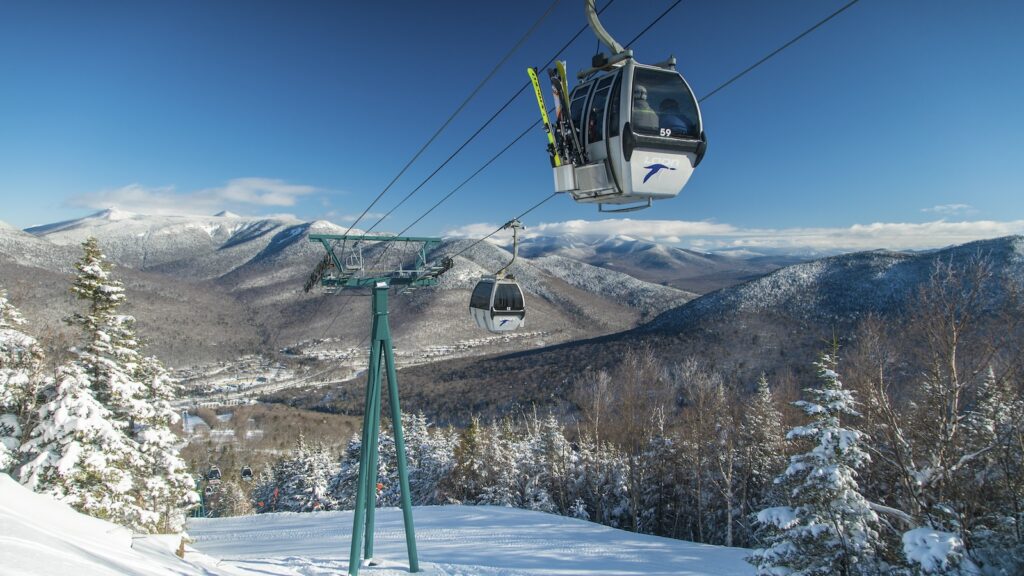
[933,366,1019,575]
[571,434,631,529]
[443,416,487,503]
[133,356,199,532]
[475,419,522,507]
[403,412,456,505]
[751,354,880,576]
[524,413,572,513]
[637,410,680,536]
[269,435,337,513]
[67,237,145,416]
[740,375,787,546]
[205,480,252,518]
[329,433,363,509]
[0,289,47,475]
[63,238,150,527]
[251,464,279,513]
[19,362,146,526]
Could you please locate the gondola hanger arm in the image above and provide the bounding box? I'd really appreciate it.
[496,219,523,277]
[585,0,624,55]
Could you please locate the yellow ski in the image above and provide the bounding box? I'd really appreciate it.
[527,67,562,168]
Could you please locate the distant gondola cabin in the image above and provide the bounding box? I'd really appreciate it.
[469,276,525,332]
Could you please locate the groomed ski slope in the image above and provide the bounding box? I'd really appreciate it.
[190,506,753,575]
[0,474,753,575]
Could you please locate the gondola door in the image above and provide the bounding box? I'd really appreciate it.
[623,63,705,203]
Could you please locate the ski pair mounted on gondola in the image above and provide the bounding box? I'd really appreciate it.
[531,0,708,212]
[527,62,585,169]
[548,61,587,168]
[527,67,561,168]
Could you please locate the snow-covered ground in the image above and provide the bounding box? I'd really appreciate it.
[0,474,223,575]
[1,473,753,575]
[189,506,753,576]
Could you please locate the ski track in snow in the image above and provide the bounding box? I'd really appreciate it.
[188,505,752,575]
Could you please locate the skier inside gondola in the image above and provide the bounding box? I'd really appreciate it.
[631,84,659,132]
[658,98,693,136]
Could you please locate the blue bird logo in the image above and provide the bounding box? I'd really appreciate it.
[499,319,511,327]
[643,163,676,183]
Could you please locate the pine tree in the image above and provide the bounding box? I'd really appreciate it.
[19,362,145,526]
[251,464,279,513]
[572,435,631,529]
[133,356,200,532]
[933,367,1021,574]
[0,289,47,475]
[476,419,522,507]
[271,435,338,513]
[443,416,486,503]
[329,434,363,509]
[67,237,146,422]
[527,413,573,513]
[403,413,456,505]
[637,410,680,536]
[751,353,880,576]
[205,480,252,518]
[740,375,787,546]
[63,237,149,526]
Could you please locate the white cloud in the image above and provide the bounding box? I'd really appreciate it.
[213,178,317,206]
[69,178,319,216]
[329,211,388,224]
[445,218,1024,252]
[444,218,737,242]
[922,203,975,216]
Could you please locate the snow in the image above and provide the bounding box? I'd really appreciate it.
[0,471,753,575]
[0,473,222,575]
[902,528,975,574]
[188,505,754,575]
[756,506,797,530]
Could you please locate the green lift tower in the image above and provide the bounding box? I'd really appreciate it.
[304,233,451,576]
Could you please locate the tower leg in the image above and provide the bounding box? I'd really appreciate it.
[348,331,383,575]
[384,341,420,572]
[364,342,383,560]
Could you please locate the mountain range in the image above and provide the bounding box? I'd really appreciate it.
[1,209,791,367]
[329,235,1024,424]
[5,209,1024,424]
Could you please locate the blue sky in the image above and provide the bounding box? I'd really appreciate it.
[2,1,1022,251]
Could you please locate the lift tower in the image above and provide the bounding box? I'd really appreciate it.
[304,233,452,576]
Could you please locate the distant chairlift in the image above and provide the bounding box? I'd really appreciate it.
[469,220,526,333]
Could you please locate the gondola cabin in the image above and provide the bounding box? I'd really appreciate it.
[555,58,706,211]
[207,465,222,482]
[469,276,525,332]
[241,466,253,482]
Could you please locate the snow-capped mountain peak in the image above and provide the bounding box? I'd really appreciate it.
[93,207,135,221]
